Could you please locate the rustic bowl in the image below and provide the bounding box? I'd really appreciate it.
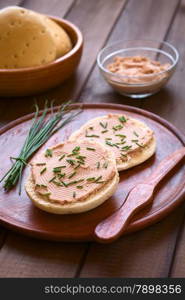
[0,16,83,97]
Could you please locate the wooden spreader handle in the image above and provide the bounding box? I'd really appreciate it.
[95,183,154,243]
[147,147,185,186]
[94,147,185,243]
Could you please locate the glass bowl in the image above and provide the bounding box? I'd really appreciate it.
[97,39,179,99]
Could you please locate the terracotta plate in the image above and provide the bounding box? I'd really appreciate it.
[0,103,184,241]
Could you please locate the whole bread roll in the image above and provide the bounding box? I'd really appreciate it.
[0,6,57,68]
[39,15,72,58]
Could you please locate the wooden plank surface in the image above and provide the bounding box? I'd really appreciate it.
[142,0,185,131]
[141,1,185,276]
[0,0,22,8]
[80,207,185,278]
[170,215,185,277]
[162,0,185,277]
[23,0,74,15]
[0,234,86,278]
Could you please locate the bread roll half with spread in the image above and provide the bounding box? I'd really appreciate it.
[69,114,156,171]
[25,140,119,214]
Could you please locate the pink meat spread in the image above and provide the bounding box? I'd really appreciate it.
[107,56,170,84]
[72,114,154,164]
[31,140,116,204]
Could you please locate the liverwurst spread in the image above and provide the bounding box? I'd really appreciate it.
[107,56,170,84]
[106,56,171,95]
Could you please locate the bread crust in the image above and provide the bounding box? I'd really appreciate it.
[25,171,119,214]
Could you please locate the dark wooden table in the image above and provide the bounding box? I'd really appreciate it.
[0,0,184,278]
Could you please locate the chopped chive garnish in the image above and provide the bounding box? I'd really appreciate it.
[136,142,145,148]
[99,122,108,129]
[59,154,65,161]
[49,176,56,183]
[66,159,76,166]
[121,145,132,151]
[105,137,112,140]
[95,176,102,182]
[119,116,127,123]
[53,166,66,170]
[76,155,86,159]
[57,173,66,178]
[86,134,100,138]
[40,167,46,174]
[43,193,51,197]
[101,130,108,134]
[67,179,84,186]
[132,139,139,143]
[96,162,100,169]
[67,153,74,157]
[77,160,85,165]
[89,126,94,130]
[61,181,68,187]
[40,184,47,188]
[76,155,86,161]
[116,142,126,145]
[36,184,47,188]
[115,134,126,138]
[68,172,76,179]
[112,124,123,131]
[36,163,46,166]
[121,153,127,158]
[74,164,81,169]
[72,146,80,154]
[76,185,83,189]
[53,169,61,173]
[103,161,108,169]
[87,177,96,182]
[105,141,113,146]
[133,131,139,137]
[53,166,66,173]
[86,147,96,151]
[53,180,63,186]
[73,191,76,198]
[86,176,104,184]
[45,149,52,157]
[73,146,80,152]
[85,130,100,138]
[105,141,119,148]
[53,168,61,172]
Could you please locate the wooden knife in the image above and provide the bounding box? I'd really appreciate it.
[94,147,185,243]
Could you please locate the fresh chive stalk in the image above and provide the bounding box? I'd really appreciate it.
[0,101,81,194]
